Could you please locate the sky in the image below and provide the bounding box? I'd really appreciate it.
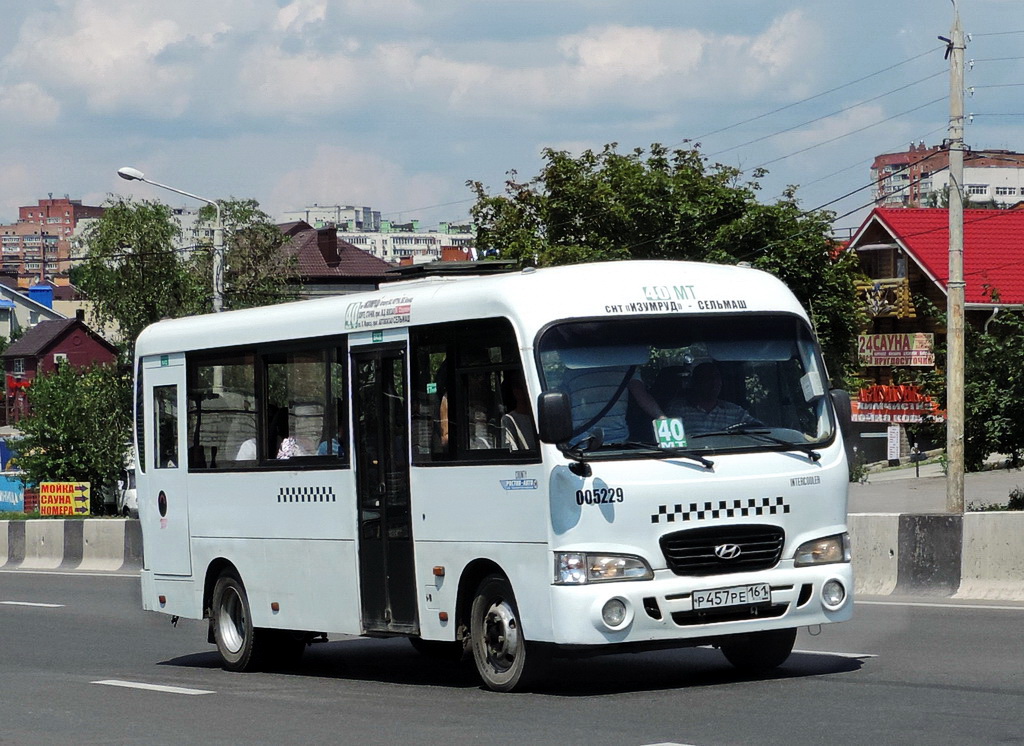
[1,0,1022,236]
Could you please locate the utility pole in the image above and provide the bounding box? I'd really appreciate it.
[944,4,966,513]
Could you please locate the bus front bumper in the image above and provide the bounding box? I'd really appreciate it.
[545,563,853,646]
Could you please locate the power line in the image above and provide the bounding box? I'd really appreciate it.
[675,45,942,146]
[707,70,946,159]
[754,97,946,169]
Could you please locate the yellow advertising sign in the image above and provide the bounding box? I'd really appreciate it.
[39,482,90,516]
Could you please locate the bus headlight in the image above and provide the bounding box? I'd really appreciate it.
[554,553,653,584]
[794,533,852,567]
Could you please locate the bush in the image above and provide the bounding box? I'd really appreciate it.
[968,486,1024,512]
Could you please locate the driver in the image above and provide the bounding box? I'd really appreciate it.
[665,362,759,435]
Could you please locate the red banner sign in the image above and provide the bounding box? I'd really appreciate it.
[852,384,945,423]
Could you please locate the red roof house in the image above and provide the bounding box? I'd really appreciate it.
[845,207,1024,456]
[850,207,1024,309]
[0,313,119,422]
[279,221,397,296]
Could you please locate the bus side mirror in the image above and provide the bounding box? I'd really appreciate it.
[829,388,852,442]
[537,391,573,444]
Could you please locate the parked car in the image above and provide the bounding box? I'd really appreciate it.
[117,467,137,517]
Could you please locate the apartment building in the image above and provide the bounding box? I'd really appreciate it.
[1,196,105,282]
[872,142,1024,207]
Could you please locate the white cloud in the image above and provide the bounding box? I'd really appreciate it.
[0,83,60,125]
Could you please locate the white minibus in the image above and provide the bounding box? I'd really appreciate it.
[134,260,853,691]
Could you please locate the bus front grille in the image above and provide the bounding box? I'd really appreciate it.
[659,524,785,576]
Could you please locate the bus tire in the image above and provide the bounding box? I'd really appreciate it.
[719,627,797,674]
[211,571,267,672]
[470,574,542,692]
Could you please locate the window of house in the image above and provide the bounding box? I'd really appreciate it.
[13,358,24,374]
[995,186,1017,196]
[967,184,989,195]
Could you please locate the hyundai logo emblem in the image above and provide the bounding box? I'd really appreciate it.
[714,543,742,560]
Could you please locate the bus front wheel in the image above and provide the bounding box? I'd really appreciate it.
[211,571,268,672]
[719,627,797,674]
[469,574,542,692]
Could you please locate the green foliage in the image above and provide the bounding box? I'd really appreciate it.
[76,197,206,356]
[969,486,1024,512]
[77,197,300,359]
[195,198,300,310]
[15,364,132,514]
[469,143,865,382]
[962,311,1024,470]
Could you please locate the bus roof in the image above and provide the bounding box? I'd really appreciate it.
[134,260,809,358]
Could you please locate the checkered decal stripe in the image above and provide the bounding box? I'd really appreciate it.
[278,486,337,503]
[651,496,789,524]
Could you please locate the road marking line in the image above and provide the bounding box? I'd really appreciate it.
[794,649,878,659]
[92,680,214,696]
[1,601,65,608]
[858,599,1024,612]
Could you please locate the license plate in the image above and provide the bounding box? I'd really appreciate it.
[692,583,771,610]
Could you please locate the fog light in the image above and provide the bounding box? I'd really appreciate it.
[822,579,846,608]
[601,598,627,627]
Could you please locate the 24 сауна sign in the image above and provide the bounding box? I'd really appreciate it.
[858,333,934,367]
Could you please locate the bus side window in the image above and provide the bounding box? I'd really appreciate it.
[411,318,538,463]
[186,351,257,470]
[153,385,179,469]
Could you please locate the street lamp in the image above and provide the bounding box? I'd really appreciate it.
[116,167,225,313]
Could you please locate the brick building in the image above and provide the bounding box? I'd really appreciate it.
[873,143,1024,208]
[0,196,105,283]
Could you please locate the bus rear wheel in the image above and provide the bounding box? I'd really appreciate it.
[719,627,797,674]
[470,574,543,692]
[211,571,269,672]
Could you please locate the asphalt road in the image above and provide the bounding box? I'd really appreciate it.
[2,570,1023,745]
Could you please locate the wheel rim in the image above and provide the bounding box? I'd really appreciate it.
[217,586,246,654]
[482,598,520,673]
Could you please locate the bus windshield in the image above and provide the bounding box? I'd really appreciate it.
[537,314,834,455]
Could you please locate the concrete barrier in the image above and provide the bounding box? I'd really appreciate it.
[894,513,962,596]
[2,519,141,572]
[22,520,65,570]
[957,512,1024,600]
[848,513,899,596]
[1,516,1021,603]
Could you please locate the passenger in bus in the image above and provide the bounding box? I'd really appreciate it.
[234,438,257,461]
[665,362,760,435]
[501,372,536,451]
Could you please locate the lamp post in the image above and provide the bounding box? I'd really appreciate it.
[116,167,225,313]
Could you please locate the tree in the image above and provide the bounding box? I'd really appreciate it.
[15,364,132,514]
[469,143,865,382]
[75,197,206,357]
[962,310,1024,469]
[194,198,300,310]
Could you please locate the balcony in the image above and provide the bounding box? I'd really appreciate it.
[856,277,917,319]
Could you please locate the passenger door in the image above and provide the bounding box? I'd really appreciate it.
[140,354,191,576]
[351,343,416,633]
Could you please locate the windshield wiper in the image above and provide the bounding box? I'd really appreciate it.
[621,442,715,469]
[688,425,821,462]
